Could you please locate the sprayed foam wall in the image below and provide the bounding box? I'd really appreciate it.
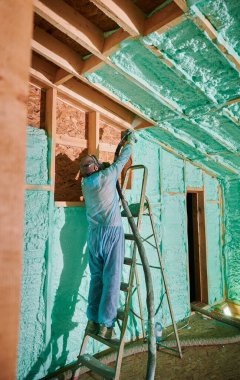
[19,127,226,378]
[222,178,240,302]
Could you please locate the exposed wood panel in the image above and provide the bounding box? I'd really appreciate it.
[144,1,185,35]
[88,111,100,157]
[32,27,84,75]
[90,0,145,36]
[34,0,104,55]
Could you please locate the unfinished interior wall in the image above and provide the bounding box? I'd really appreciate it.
[19,114,225,378]
[222,178,240,303]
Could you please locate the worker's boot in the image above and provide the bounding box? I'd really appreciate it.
[98,324,116,340]
[85,320,99,335]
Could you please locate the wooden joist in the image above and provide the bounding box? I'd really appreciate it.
[34,0,104,55]
[90,0,145,36]
[144,1,185,35]
[31,30,156,127]
[54,68,73,85]
[32,27,84,76]
[30,54,136,129]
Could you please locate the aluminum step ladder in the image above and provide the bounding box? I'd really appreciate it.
[75,165,182,380]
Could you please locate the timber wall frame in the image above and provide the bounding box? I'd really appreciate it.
[30,0,240,180]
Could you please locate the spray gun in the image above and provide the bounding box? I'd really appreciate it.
[115,129,137,160]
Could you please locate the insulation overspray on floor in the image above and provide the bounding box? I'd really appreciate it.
[19,127,230,378]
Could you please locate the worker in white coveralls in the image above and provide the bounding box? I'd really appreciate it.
[80,132,136,339]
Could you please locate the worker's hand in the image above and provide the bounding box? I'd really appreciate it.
[127,131,137,144]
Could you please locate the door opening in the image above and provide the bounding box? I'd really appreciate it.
[186,191,208,304]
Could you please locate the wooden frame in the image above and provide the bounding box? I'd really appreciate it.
[45,87,57,187]
[186,189,208,304]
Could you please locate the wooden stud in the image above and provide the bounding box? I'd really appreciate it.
[55,135,88,149]
[25,184,53,191]
[45,87,57,186]
[54,68,73,85]
[90,0,145,36]
[144,2,185,35]
[88,111,100,157]
[34,0,104,55]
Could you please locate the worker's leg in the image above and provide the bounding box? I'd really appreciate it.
[86,227,104,323]
[98,226,125,327]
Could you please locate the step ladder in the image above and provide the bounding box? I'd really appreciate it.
[75,165,182,380]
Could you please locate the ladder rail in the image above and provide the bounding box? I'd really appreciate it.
[74,165,182,380]
[115,165,149,379]
[145,196,182,358]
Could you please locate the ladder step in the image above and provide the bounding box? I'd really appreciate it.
[120,282,129,292]
[78,354,115,379]
[117,308,125,320]
[124,257,133,265]
[121,202,147,217]
[87,332,120,350]
[124,233,135,241]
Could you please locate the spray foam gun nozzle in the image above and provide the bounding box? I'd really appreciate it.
[115,130,137,159]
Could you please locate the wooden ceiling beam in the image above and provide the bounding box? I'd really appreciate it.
[32,27,84,75]
[54,68,73,85]
[30,54,143,129]
[34,0,104,55]
[144,1,185,35]
[89,0,145,36]
[173,0,188,12]
[32,29,156,127]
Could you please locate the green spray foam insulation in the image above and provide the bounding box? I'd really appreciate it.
[143,19,240,103]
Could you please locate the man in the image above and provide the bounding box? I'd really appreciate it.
[80,133,135,339]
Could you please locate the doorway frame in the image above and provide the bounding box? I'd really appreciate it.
[186,188,209,305]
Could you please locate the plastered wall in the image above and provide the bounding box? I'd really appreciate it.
[19,126,227,378]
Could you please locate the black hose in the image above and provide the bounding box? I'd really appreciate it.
[116,135,156,380]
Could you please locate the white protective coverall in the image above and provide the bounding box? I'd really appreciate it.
[82,144,132,327]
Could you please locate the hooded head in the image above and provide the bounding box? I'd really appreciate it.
[80,155,99,177]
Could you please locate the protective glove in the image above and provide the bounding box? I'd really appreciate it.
[127,131,137,144]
